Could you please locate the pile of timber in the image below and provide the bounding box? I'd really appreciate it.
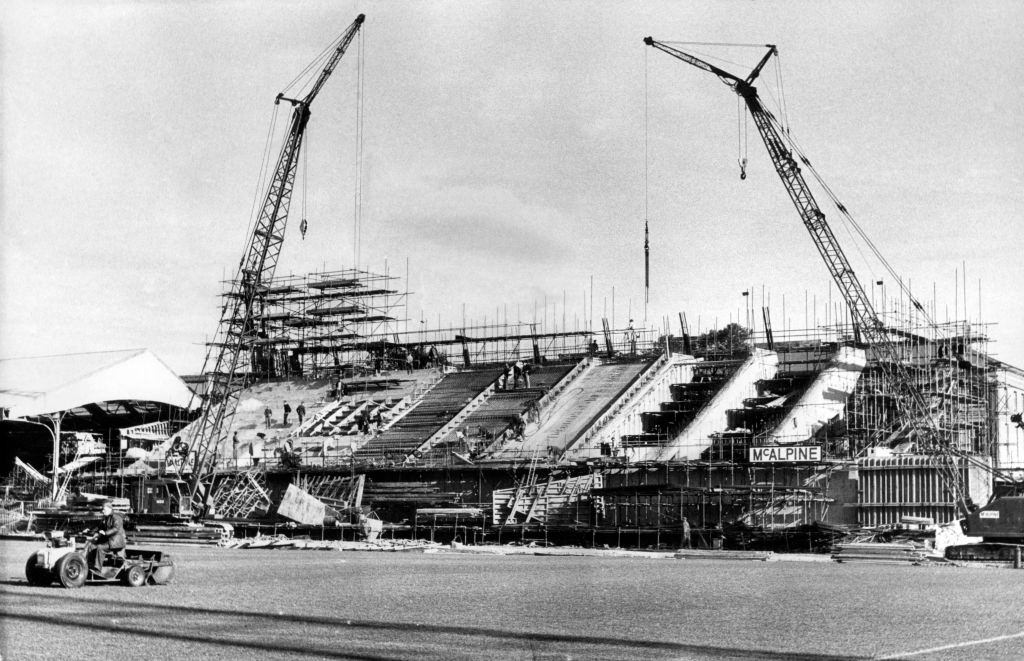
[831,542,931,564]
[128,522,232,546]
[673,549,774,561]
[220,535,438,552]
[363,481,464,504]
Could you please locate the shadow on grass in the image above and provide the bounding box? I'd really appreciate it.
[1,587,871,660]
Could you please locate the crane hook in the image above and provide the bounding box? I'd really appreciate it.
[299,218,308,240]
[738,157,747,180]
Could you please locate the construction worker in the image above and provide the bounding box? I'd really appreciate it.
[283,402,292,425]
[169,436,189,459]
[250,434,264,467]
[296,402,307,426]
[625,320,638,355]
[90,501,126,572]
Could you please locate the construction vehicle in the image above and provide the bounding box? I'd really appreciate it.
[961,496,1024,542]
[943,497,1024,562]
[182,15,365,512]
[642,38,1012,521]
[125,476,191,517]
[25,530,175,589]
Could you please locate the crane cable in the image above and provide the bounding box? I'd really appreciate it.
[737,96,747,179]
[644,45,650,312]
[774,53,790,132]
[353,27,365,269]
[771,114,936,327]
[746,54,928,325]
[772,112,896,295]
[742,55,938,333]
[240,104,282,271]
[301,120,309,240]
[663,40,769,48]
[281,29,346,99]
[759,103,883,299]
[681,45,753,76]
[644,46,649,228]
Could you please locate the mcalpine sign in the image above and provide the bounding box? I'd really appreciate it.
[749,446,822,463]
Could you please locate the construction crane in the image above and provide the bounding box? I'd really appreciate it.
[642,37,982,517]
[184,14,365,510]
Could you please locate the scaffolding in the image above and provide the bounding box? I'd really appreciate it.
[220,266,685,381]
[840,320,995,460]
[681,306,999,465]
[223,267,405,379]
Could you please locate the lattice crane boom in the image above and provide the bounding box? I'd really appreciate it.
[643,37,975,516]
[185,14,365,507]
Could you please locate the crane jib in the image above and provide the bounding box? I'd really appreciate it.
[185,14,365,506]
[644,36,976,517]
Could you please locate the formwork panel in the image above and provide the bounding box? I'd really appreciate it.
[857,454,992,526]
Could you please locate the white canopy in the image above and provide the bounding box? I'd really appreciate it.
[0,348,196,419]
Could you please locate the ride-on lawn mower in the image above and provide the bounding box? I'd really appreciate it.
[25,530,175,588]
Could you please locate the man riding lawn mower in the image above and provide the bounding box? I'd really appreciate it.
[25,501,175,588]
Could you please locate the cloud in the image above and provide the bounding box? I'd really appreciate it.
[403,213,568,265]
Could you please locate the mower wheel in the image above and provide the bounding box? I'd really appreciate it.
[55,553,88,589]
[25,555,52,587]
[122,563,146,587]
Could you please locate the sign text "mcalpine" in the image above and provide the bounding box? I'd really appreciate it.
[749,446,822,463]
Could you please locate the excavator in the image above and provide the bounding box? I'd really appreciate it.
[643,37,1024,555]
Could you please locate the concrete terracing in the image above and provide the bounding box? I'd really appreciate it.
[488,358,651,462]
[357,368,504,460]
[221,373,426,465]
[564,355,699,461]
[764,345,866,445]
[418,363,578,462]
[654,348,779,462]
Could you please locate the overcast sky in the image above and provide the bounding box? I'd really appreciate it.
[3,1,1022,373]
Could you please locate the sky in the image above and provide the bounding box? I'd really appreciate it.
[2,1,1022,374]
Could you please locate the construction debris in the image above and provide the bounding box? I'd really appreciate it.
[277,483,340,526]
[296,473,364,511]
[208,470,273,519]
[674,549,774,561]
[219,535,439,552]
[831,542,934,565]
